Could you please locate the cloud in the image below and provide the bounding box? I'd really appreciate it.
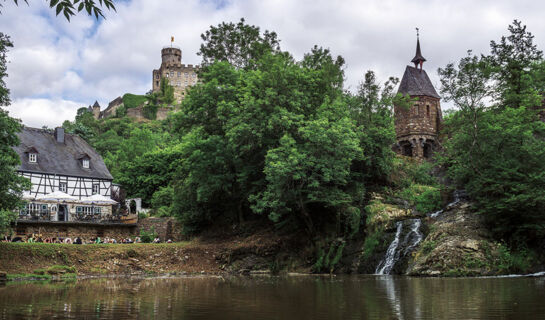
[2,0,545,126]
[7,98,84,128]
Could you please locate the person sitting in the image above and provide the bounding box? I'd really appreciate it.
[74,237,82,245]
[11,236,22,243]
[95,237,101,244]
[166,239,172,243]
[153,237,160,243]
[64,237,72,244]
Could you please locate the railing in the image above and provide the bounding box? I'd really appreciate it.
[17,212,137,224]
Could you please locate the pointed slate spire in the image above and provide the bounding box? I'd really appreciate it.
[92,100,101,108]
[411,28,426,69]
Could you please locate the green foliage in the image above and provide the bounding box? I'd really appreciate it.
[198,18,280,69]
[438,20,545,246]
[421,240,436,254]
[0,33,31,236]
[122,93,147,109]
[139,227,157,243]
[312,240,346,273]
[142,103,158,120]
[9,0,115,21]
[362,228,384,259]
[398,184,441,214]
[390,157,437,188]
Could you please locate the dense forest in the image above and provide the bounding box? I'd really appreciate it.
[2,19,545,269]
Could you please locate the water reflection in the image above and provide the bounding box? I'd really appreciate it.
[0,275,544,319]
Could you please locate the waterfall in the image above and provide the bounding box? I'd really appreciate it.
[403,219,423,254]
[376,219,423,275]
[375,222,403,275]
[430,190,466,218]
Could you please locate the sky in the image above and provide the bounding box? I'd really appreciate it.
[2,0,545,127]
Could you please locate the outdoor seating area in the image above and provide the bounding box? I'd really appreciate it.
[17,191,137,224]
[2,234,170,244]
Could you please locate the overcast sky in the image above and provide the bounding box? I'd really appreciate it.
[1,0,545,127]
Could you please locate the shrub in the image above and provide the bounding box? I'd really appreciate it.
[122,93,147,109]
[140,227,157,243]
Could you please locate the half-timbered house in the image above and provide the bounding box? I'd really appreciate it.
[12,127,136,238]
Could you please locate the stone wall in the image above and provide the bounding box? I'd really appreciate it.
[126,106,171,121]
[15,222,136,240]
[137,217,185,242]
[394,96,442,158]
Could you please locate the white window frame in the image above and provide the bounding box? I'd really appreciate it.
[82,159,90,169]
[59,182,67,192]
[29,153,37,163]
[92,183,100,195]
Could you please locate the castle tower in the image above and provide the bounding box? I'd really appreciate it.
[161,47,182,64]
[394,32,442,159]
[152,44,199,103]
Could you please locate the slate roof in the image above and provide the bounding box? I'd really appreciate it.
[397,66,441,99]
[13,127,113,180]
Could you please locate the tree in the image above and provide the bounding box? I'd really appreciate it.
[198,18,280,69]
[488,20,544,109]
[438,21,545,246]
[7,0,116,21]
[0,33,30,236]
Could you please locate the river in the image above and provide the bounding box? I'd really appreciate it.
[1,275,544,319]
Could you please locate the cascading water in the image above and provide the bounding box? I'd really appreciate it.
[375,222,403,275]
[375,219,424,275]
[430,190,466,218]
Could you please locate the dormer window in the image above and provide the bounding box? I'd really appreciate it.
[82,159,90,169]
[29,153,37,163]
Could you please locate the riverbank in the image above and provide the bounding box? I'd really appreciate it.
[0,225,309,278]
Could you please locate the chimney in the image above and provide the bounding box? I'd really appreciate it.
[54,127,64,143]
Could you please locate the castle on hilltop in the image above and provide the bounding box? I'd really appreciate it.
[152,46,199,103]
[88,45,200,121]
[393,34,442,159]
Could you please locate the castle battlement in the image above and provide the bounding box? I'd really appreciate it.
[152,45,199,103]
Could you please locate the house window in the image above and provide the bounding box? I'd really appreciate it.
[165,73,169,78]
[29,153,37,163]
[92,183,100,195]
[177,71,181,77]
[170,72,174,77]
[414,105,419,116]
[76,206,97,215]
[82,159,90,169]
[59,182,67,192]
[184,72,188,77]
[155,74,159,79]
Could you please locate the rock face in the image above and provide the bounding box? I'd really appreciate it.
[406,201,505,276]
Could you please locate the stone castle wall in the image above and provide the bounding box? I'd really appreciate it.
[125,106,171,121]
[152,47,199,103]
[137,217,185,242]
[394,96,441,139]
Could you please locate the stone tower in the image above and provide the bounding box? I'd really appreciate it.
[393,35,442,159]
[152,46,199,103]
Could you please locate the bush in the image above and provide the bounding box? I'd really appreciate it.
[122,93,147,109]
[140,227,157,243]
[143,104,159,120]
[362,229,384,259]
[398,184,441,214]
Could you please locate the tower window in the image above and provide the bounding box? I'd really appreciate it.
[426,105,430,117]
